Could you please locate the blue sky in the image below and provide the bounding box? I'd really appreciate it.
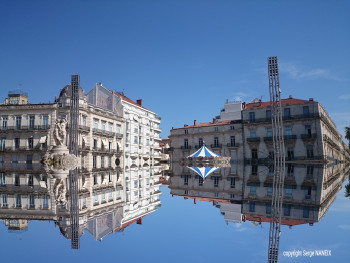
[0,0,349,138]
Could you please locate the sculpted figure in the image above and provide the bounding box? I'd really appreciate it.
[54,118,67,146]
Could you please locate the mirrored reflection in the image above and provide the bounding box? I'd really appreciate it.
[0,166,164,245]
[167,150,350,261]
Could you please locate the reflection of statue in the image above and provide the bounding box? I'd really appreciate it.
[54,118,67,146]
[54,179,67,206]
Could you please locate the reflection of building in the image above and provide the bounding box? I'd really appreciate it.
[242,163,350,227]
[168,160,350,227]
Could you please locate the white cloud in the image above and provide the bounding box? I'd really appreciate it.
[280,62,340,81]
[339,225,350,230]
[339,94,350,100]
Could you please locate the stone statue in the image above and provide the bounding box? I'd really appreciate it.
[54,118,67,146]
[54,179,67,206]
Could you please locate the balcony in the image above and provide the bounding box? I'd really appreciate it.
[115,151,123,157]
[116,133,123,139]
[243,113,320,124]
[0,125,50,132]
[227,143,240,148]
[180,146,191,150]
[210,144,222,148]
[284,135,297,141]
[247,137,260,143]
[79,125,90,133]
[263,136,273,142]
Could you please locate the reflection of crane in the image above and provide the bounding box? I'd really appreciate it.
[69,75,80,249]
[267,57,285,263]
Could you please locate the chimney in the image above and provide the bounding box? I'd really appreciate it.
[194,120,197,126]
[289,95,293,99]
[309,98,314,102]
[136,99,142,106]
[242,102,246,109]
[212,118,217,124]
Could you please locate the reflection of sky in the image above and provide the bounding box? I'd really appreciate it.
[1,182,349,262]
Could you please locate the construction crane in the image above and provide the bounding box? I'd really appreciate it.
[267,57,286,263]
[69,75,80,249]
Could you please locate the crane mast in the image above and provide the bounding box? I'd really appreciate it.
[267,57,285,263]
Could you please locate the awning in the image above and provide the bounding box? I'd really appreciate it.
[39,136,47,143]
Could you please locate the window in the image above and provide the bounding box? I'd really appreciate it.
[214,192,219,198]
[14,138,20,150]
[0,173,5,186]
[94,119,99,130]
[287,165,294,177]
[126,122,130,131]
[267,128,273,137]
[230,126,235,130]
[94,192,98,204]
[305,125,311,135]
[184,139,188,149]
[12,155,18,169]
[101,156,104,168]
[93,139,97,149]
[28,174,33,186]
[303,106,309,117]
[266,203,271,214]
[81,154,85,168]
[267,186,273,196]
[214,127,218,132]
[305,187,312,199]
[250,185,256,194]
[284,205,291,216]
[307,166,314,177]
[108,189,113,201]
[29,116,35,129]
[2,117,8,129]
[250,129,256,138]
[284,108,291,119]
[82,116,87,127]
[198,138,203,147]
[249,202,255,212]
[307,145,314,158]
[102,191,106,203]
[285,127,292,136]
[28,138,34,149]
[14,174,20,186]
[16,116,22,129]
[268,148,274,159]
[102,121,106,131]
[184,175,189,185]
[29,194,35,208]
[303,207,310,218]
[266,110,271,120]
[43,115,49,129]
[126,133,129,142]
[27,155,32,169]
[252,165,258,175]
[252,149,258,159]
[214,177,219,187]
[108,123,113,132]
[0,137,5,151]
[116,125,121,134]
[2,194,8,207]
[134,136,138,144]
[287,147,294,160]
[230,136,236,146]
[93,155,97,169]
[108,156,112,168]
[230,177,236,188]
[16,194,22,208]
[198,177,203,186]
[285,185,292,197]
[214,137,219,147]
[184,129,188,134]
[249,112,255,122]
[230,194,235,199]
[42,195,49,209]
[82,194,86,208]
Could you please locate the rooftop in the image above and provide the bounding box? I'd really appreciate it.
[244,97,315,110]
